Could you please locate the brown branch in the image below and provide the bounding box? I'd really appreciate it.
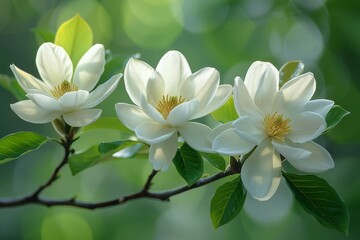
[0,168,237,209]
[0,124,240,209]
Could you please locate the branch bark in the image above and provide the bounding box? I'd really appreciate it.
[0,167,237,209]
[0,126,239,210]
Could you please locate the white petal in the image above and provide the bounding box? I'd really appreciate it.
[180,67,219,106]
[233,116,265,145]
[244,61,279,113]
[124,58,154,106]
[279,72,315,107]
[10,65,51,94]
[135,122,176,144]
[63,109,102,127]
[146,71,165,107]
[156,51,191,95]
[140,94,166,124]
[241,140,282,201]
[281,141,334,172]
[58,90,89,108]
[10,100,61,124]
[167,99,199,126]
[115,103,153,131]
[212,128,255,155]
[149,132,178,171]
[234,77,261,117]
[36,43,73,88]
[208,122,233,142]
[73,44,105,91]
[272,140,312,161]
[178,122,213,152]
[26,93,63,111]
[303,99,334,118]
[288,111,326,143]
[83,73,122,108]
[191,84,232,119]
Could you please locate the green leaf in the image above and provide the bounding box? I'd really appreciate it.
[283,172,349,235]
[279,60,305,85]
[201,152,226,171]
[324,105,350,134]
[98,140,141,155]
[80,117,133,134]
[54,14,93,67]
[69,145,104,175]
[173,143,204,186]
[0,74,26,100]
[69,140,142,175]
[32,28,55,43]
[210,176,246,228]
[0,132,48,163]
[211,96,238,123]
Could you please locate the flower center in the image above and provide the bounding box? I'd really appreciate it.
[263,112,291,142]
[51,80,79,99]
[156,95,186,119]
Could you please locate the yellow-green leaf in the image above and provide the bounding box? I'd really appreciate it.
[211,96,238,123]
[54,14,93,67]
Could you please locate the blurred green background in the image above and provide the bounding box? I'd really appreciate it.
[0,0,359,239]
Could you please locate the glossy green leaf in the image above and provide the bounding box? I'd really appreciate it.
[324,105,350,134]
[283,172,349,235]
[210,176,246,228]
[80,117,133,134]
[173,143,204,186]
[0,74,26,100]
[69,140,142,175]
[54,14,93,67]
[0,132,48,163]
[279,60,305,85]
[32,28,55,43]
[201,152,226,171]
[98,140,141,155]
[69,145,105,175]
[211,96,238,123]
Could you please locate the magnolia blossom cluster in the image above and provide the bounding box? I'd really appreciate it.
[212,62,334,200]
[10,44,334,201]
[10,43,121,127]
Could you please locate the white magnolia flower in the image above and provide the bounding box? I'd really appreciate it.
[115,51,232,171]
[212,61,335,201]
[10,42,122,127]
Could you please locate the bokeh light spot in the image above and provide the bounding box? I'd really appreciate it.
[269,18,324,64]
[122,0,182,49]
[172,0,229,33]
[41,212,93,240]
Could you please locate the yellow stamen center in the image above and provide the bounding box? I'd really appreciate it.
[263,112,291,142]
[156,95,186,119]
[51,81,79,99]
